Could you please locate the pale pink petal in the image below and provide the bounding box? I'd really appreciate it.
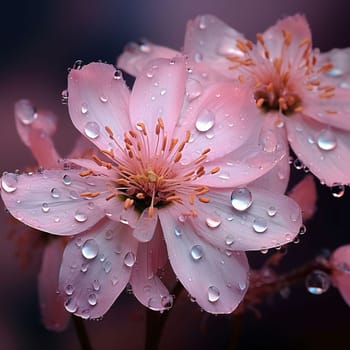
[249,115,290,193]
[67,158,119,177]
[166,187,301,252]
[288,175,317,221]
[159,209,249,313]
[59,219,138,319]
[132,208,158,242]
[117,41,179,77]
[286,114,350,186]
[67,136,100,159]
[184,15,246,79]
[331,245,350,307]
[38,238,70,331]
[130,225,171,311]
[176,82,261,162]
[1,170,111,236]
[129,57,186,142]
[319,47,350,78]
[68,62,131,151]
[195,143,286,188]
[261,14,311,63]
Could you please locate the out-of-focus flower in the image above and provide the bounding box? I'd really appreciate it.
[330,245,350,306]
[118,14,350,187]
[1,58,302,319]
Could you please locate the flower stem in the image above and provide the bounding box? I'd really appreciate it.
[73,315,93,350]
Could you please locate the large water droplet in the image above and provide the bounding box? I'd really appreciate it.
[190,245,204,261]
[207,286,220,303]
[231,188,253,211]
[81,239,99,259]
[317,128,337,151]
[124,251,136,267]
[41,202,50,213]
[331,183,345,198]
[206,217,221,228]
[305,270,330,295]
[1,173,18,193]
[252,217,268,233]
[74,210,88,223]
[84,121,100,139]
[88,293,97,306]
[15,99,37,125]
[195,109,215,132]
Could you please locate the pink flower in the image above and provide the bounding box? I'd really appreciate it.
[1,58,302,318]
[330,245,350,306]
[118,14,350,187]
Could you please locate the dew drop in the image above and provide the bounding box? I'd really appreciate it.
[299,224,307,235]
[305,270,330,295]
[41,202,50,213]
[231,188,253,211]
[74,210,88,223]
[317,128,337,151]
[1,173,18,193]
[103,260,112,273]
[124,251,136,267]
[100,96,108,103]
[207,286,220,303]
[81,262,89,272]
[190,245,203,261]
[160,89,167,96]
[15,99,38,125]
[61,90,69,104]
[64,298,78,313]
[225,234,235,246]
[63,174,71,185]
[206,217,221,228]
[252,217,268,233]
[72,60,83,70]
[81,102,88,114]
[326,67,343,77]
[174,226,182,237]
[88,293,97,306]
[65,284,74,296]
[114,69,123,80]
[104,229,113,240]
[198,16,207,29]
[50,188,60,198]
[195,109,215,132]
[186,78,202,101]
[84,121,100,139]
[69,190,79,200]
[331,183,345,198]
[92,280,101,291]
[293,159,304,170]
[267,206,277,217]
[81,239,99,259]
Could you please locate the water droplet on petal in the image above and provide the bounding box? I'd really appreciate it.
[81,262,89,272]
[51,188,60,198]
[114,69,123,80]
[160,89,167,96]
[104,229,113,240]
[88,294,97,306]
[63,174,71,185]
[326,67,343,77]
[92,280,101,291]
[81,102,88,114]
[41,202,50,213]
[124,251,136,267]
[305,270,330,295]
[198,16,207,29]
[186,78,203,101]
[190,245,203,261]
[100,96,108,103]
[65,284,74,295]
[206,217,221,228]
[70,190,79,199]
[331,183,345,198]
[64,298,78,313]
[267,206,277,217]
[84,121,100,139]
[195,109,215,132]
[1,173,18,193]
[81,239,99,259]
[225,234,235,246]
[207,286,220,302]
[73,60,83,70]
[317,128,337,151]
[74,210,88,223]
[103,260,112,273]
[174,226,182,237]
[231,188,253,211]
[293,159,304,170]
[15,99,38,125]
[61,90,69,104]
[299,224,307,235]
[252,217,268,233]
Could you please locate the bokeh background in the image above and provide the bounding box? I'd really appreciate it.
[1,0,350,349]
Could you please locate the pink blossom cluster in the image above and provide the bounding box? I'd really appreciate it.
[1,14,350,329]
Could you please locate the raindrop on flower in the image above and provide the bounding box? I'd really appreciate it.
[195,109,215,132]
[64,298,78,313]
[15,99,37,125]
[252,217,268,233]
[205,217,221,228]
[81,262,89,272]
[198,16,207,30]
[104,230,113,240]
[293,159,304,170]
[207,286,220,303]
[186,78,202,101]
[190,245,204,261]
[331,183,345,198]
[174,226,182,237]
[84,121,100,139]
[1,173,18,193]
[88,293,97,306]
[103,260,112,273]
[50,188,60,198]
[231,188,253,211]
[225,234,235,246]
[92,280,101,291]
[65,284,74,296]
[267,206,277,217]
[74,210,88,223]
[305,270,331,295]
[299,224,307,235]
[41,202,50,213]
[114,69,123,80]
[70,190,79,200]
[100,96,108,103]
[81,102,88,114]
[61,90,69,104]
[81,239,99,260]
[63,174,71,185]
[317,128,337,151]
[124,252,136,267]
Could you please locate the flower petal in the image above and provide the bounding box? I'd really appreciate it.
[168,187,301,252]
[132,208,158,242]
[129,57,186,142]
[159,208,249,314]
[117,41,179,77]
[68,62,131,151]
[1,170,110,236]
[59,219,138,319]
[38,238,70,331]
[331,245,350,307]
[287,175,317,221]
[184,14,246,79]
[286,114,350,186]
[130,225,171,311]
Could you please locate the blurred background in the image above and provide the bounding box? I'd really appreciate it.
[1,0,350,349]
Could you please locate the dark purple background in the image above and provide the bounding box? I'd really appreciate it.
[1,1,350,349]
